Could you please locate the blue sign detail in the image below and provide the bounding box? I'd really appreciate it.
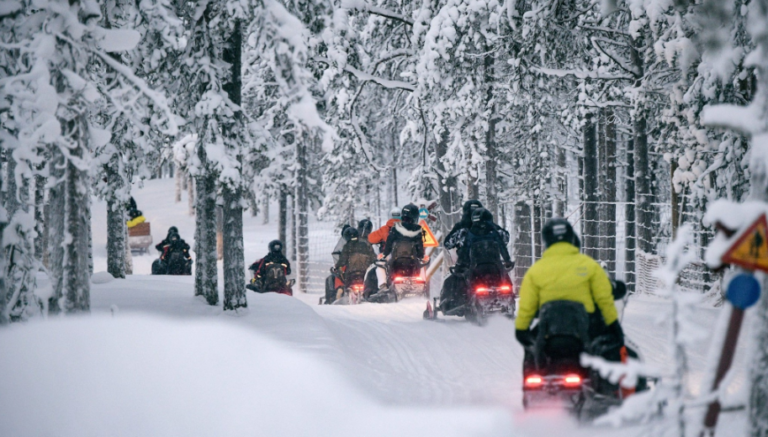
[726,273,762,310]
[419,207,429,220]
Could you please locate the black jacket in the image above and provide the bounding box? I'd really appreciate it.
[156,237,191,258]
[250,252,292,276]
[383,222,424,259]
[453,222,511,266]
[335,239,376,271]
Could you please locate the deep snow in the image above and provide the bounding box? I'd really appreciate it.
[0,177,754,437]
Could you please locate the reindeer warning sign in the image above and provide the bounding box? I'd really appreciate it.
[722,214,768,273]
[419,220,439,248]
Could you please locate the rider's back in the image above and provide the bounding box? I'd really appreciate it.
[516,242,616,331]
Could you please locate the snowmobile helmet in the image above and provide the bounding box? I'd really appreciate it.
[357,219,373,238]
[390,207,401,220]
[268,240,283,254]
[167,226,179,237]
[343,227,360,241]
[542,218,577,249]
[401,203,419,224]
[340,224,352,240]
[462,200,483,218]
[471,207,493,225]
[170,233,179,243]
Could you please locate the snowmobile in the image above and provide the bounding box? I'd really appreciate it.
[520,281,649,419]
[151,248,192,275]
[322,269,366,305]
[368,253,430,303]
[424,262,515,324]
[247,262,294,296]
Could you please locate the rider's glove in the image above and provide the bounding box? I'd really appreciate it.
[503,260,515,270]
[515,329,534,348]
[606,321,624,347]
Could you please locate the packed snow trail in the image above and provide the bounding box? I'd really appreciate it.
[84,178,752,436]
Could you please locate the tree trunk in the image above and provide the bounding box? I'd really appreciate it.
[296,138,309,293]
[533,199,543,259]
[222,18,246,311]
[279,186,287,250]
[34,174,47,261]
[513,201,532,286]
[124,222,133,275]
[175,169,183,203]
[583,113,600,259]
[484,51,499,220]
[556,146,567,216]
[48,146,66,314]
[63,118,91,313]
[602,108,617,273]
[223,185,246,310]
[436,129,459,234]
[262,193,270,224]
[216,205,224,261]
[467,161,479,201]
[194,146,219,305]
[106,159,126,279]
[290,193,297,261]
[625,138,636,291]
[0,156,6,324]
[188,173,195,216]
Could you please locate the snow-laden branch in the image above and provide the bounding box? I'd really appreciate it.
[55,33,178,136]
[701,104,762,136]
[534,67,632,81]
[313,57,415,91]
[340,0,414,25]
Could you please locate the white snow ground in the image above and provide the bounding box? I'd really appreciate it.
[0,178,755,436]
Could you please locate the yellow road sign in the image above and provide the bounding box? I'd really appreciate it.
[420,220,439,248]
[722,214,768,273]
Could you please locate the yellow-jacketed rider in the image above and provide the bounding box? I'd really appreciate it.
[515,218,622,348]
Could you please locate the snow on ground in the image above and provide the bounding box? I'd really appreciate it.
[1,177,753,437]
[0,313,514,437]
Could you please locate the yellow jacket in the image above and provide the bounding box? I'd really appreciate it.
[515,242,618,330]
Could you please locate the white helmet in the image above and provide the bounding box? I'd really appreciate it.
[390,206,401,219]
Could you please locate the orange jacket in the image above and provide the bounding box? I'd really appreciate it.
[368,219,399,245]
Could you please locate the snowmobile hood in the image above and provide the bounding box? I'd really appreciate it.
[394,222,422,238]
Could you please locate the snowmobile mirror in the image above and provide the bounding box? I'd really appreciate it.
[612,280,627,301]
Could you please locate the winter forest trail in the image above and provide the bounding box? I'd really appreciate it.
[87,178,749,437]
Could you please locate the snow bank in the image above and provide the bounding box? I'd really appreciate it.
[91,271,115,284]
[0,315,515,437]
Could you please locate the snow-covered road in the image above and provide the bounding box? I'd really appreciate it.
[80,177,753,436]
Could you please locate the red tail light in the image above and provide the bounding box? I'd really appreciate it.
[499,285,512,293]
[352,285,363,291]
[475,287,488,295]
[525,375,543,388]
[393,276,404,283]
[563,374,582,387]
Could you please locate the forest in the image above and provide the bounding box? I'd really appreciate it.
[3,0,768,435]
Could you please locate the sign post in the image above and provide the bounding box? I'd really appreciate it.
[701,274,761,436]
[701,214,767,436]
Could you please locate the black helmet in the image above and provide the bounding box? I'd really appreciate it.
[343,227,359,241]
[340,224,352,240]
[268,240,284,253]
[401,203,419,224]
[471,207,493,225]
[168,226,179,236]
[542,218,577,249]
[357,219,372,237]
[462,200,483,219]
